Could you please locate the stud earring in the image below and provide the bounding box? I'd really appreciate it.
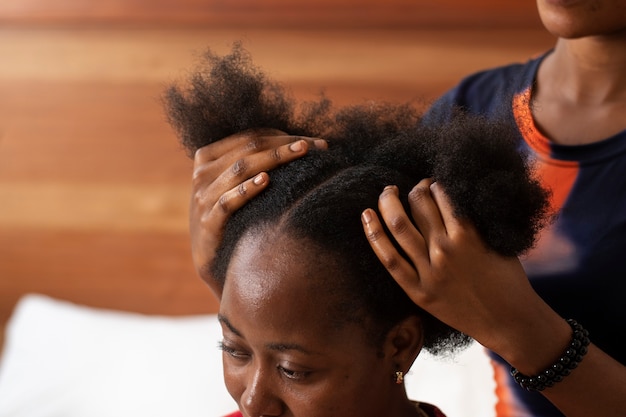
[395,371,404,384]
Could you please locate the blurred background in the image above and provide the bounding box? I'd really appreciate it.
[0,0,555,351]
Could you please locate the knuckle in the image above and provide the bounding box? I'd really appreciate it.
[192,189,212,213]
[364,229,401,271]
[429,238,452,264]
[388,215,410,235]
[231,158,248,177]
[217,194,231,215]
[198,210,213,229]
[191,165,209,184]
[408,185,429,204]
[269,147,283,162]
[237,182,248,197]
[365,227,384,243]
[380,254,401,272]
[429,245,444,263]
[194,146,215,164]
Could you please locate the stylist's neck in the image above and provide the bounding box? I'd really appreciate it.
[549,36,626,102]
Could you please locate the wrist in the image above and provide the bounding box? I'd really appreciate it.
[488,306,574,374]
[510,319,590,391]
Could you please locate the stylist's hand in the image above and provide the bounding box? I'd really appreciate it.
[361,179,566,364]
[191,128,327,298]
[363,179,626,417]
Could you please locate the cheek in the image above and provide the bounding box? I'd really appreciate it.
[222,358,245,403]
[306,362,392,416]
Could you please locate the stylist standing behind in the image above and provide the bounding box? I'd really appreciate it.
[184,1,626,417]
[366,0,626,416]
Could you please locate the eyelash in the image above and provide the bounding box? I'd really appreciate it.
[217,341,249,359]
[218,341,311,381]
[277,365,310,381]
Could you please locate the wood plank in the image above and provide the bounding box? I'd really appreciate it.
[0,0,543,28]
[0,27,555,350]
[0,228,217,318]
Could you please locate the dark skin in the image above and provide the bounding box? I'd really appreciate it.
[187,1,626,415]
[361,181,626,417]
[218,230,424,417]
[531,0,626,146]
[189,128,327,298]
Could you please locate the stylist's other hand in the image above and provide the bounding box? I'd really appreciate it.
[361,178,558,359]
[191,128,327,298]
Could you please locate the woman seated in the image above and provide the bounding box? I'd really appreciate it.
[163,44,549,417]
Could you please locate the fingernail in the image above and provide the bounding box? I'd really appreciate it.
[361,209,372,224]
[289,140,304,152]
[314,139,328,149]
[380,185,397,200]
[253,173,265,185]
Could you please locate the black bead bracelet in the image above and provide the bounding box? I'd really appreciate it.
[510,319,590,392]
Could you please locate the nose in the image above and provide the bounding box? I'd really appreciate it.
[240,365,283,417]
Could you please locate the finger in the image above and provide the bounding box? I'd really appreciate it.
[191,173,271,274]
[376,185,430,271]
[370,186,425,254]
[361,208,424,297]
[406,178,447,243]
[429,181,485,252]
[429,181,463,233]
[193,137,327,196]
[216,172,271,216]
[194,130,327,164]
[194,129,287,162]
[222,137,327,185]
[194,172,270,233]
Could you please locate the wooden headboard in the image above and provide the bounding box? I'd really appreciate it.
[0,0,554,353]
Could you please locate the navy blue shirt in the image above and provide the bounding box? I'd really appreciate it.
[423,50,626,417]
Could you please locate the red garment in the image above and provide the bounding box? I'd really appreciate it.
[419,402,447,417]
[221,402,446,417]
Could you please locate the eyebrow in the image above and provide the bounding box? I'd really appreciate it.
[266,342,314,354]
[218,314,242,337]
[218,314,317,355]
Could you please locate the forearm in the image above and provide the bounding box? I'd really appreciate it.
[542,344,626,417]
[486,306,626,417]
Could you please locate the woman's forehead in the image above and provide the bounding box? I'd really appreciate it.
[226,232,328,304]
[219,273,373,361]
[221,231,352,334]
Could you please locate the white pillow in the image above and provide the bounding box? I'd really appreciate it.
[0,294,495,417]
[406,338,497,417]
[0,294,236,417]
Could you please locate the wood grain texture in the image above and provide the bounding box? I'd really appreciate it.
[0,25,556,354]
[0,0,543,28]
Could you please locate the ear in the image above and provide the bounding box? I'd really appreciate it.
[383,315,424,373]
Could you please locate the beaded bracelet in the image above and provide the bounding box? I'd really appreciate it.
[510,319,590,391]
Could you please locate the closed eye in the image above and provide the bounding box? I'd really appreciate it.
[218,340,250,360]
[277,365,311,381]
